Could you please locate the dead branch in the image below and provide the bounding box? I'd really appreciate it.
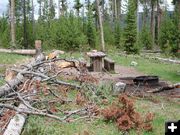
[0,103,65,122]
[62,108,87,120]
[12,69,81,89]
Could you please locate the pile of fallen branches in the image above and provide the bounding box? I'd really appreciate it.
[0,46,99,134]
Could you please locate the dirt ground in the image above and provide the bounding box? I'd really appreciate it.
[90,65,144,81]
[88,65,180,98]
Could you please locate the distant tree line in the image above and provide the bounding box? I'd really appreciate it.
[0,0,179,55]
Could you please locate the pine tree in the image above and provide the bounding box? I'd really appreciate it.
[86,2,96,48]
[123,0,138,54]
[172,0,180,54]
[114,20,121,47]
[159,10,176,55]
[49,0,55,20]
[74,0,83,17]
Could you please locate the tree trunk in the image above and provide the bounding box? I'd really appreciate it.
[142,2,148,27]
[137,0,139,33]
[157,0,161,45]
[114,0,117,19]
[150,1,155,46]
[10,0,16,48]
[32,0,35,36]
[102,0,105,21]
[23,0,28,48]
[39,0,42,19]
[96,0,105,51]
[116,0,121,20]
[178,0,180,30]
[58,0,60,18]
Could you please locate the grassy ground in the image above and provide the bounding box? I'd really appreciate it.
[0,53,29,85]
[108,53,180,83]
[22,85,180,135]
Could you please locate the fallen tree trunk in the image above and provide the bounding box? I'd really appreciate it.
[119,52,180,64]
[3,104,27,135]
[147,83,180,93]
[0,49,36,55]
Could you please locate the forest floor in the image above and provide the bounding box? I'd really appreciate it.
[0,52,179,135]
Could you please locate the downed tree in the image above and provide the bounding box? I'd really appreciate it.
[147,83,180,93]
[119,52,180,64]
[0,49,36,55]
[3,104,27,135]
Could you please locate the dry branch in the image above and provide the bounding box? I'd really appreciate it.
[0,103,65,122]
[0,74,24,97]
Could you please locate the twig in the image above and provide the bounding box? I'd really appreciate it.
[12,69,81,89]
[62,108,87,120]
[48,89,73,103]
[5,81,45,112]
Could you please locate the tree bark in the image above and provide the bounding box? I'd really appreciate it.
[10,0,16,48]
[150,1,155,46]
[23,0,28,48]
[96,0,105,51]
[32,0,35,36]
[157,0,162,44]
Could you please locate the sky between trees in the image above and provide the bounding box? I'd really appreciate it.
[0,0,174,18]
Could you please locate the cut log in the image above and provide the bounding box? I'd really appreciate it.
[47,50,65,60]
[3,104,27,135]
[0,74,24,97]
[0,49,36,55]
[5,69,17,81]
[55,61,76,68]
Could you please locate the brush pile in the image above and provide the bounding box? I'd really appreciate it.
[0,42,99,134]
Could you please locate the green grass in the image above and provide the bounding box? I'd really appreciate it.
[0,53,29,64]
[22,117,122,135]
[109,53,180,83]
[22,83,180,135]
[0,53,29,85]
